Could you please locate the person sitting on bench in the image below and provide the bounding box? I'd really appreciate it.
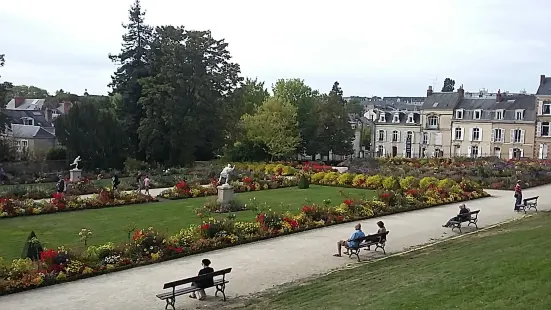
[365,221,387,250]
[334,223,365,257]
[189,259,214,300]
[442,204,470,227]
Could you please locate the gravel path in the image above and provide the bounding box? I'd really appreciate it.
[1,185,547,310]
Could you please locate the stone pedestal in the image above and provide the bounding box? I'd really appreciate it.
[70,169,82,182]
[217,183,234,205]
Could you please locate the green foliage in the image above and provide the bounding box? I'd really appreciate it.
[298,175,310,189]
[419,176,439,189]
[382,176,398,190]
[46,147,67,160]
[441,77,455,92]
[11,85,49,98]
[21,231,43,261]
[242,97,300,159]
[124,157,149,173]
[0,54,13,133]
[345,97,363,115]
[399,176,419,190]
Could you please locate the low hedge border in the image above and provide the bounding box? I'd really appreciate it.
[0,191,490,296]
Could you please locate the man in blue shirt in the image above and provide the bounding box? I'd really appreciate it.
[334,223,365,257]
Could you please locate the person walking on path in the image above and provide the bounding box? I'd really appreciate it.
[514,180,523,211]
[135,172,143,194]
[143,175,151,196]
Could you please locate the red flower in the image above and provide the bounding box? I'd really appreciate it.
[343,199,353,206]
[132,229,144,241]
[283,217,299,229]
[301,205,311,213]
[406,189,418,196]
[256,213,265,224]
[175,181,188,190]
[337,215,344,222]
[201,223,211,231]
[242,176,253,184]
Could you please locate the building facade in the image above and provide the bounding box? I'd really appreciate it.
[535,74,551,159]
[372,108,422,158]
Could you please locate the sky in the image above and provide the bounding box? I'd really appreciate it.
[1,0,550,97]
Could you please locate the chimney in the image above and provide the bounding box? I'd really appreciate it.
[457,84,465,98]
[426,86,433,97]
[541,75,546,86]
[14,97,25,108]
[496,89,502,103]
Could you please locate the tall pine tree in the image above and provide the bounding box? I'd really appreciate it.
[0,54,12,133]
[108,0,153,159]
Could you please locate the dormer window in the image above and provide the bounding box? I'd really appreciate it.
[21,117,34,126]
[515,109,524,120]
[379,113,386,122]
[455,109,464,119]
[473,109,482,120]
[406,113,414,124]
[495,109,504,120]
[392,113,400,123]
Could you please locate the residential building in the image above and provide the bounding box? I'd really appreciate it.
[452,92,536,159]
[6,97,72,118]
[536,74,551,159]
[420,86,464,158]
[3,110,57,158]
[372,106,422,158]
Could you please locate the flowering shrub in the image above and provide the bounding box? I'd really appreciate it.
[0,191,157,219]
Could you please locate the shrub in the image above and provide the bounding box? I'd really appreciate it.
[298,175,309,189]
[419,176,439,189]
[437,178,457,189]
[322,172,339,185]
[45,147,67,160]
[382,176,398,190]
[352,174,366,187]
[311,172,326,183]
[124,158,149,173]
[399,176,419,190]
[365,175,383,189]
[337,173,354,186]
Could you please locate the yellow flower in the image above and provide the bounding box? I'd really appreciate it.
[82,267,94,275]
[56,272,67,280]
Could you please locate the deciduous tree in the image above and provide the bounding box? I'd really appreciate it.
[441,77,455,92]
[0,54,13,134]
[12,85,49,98]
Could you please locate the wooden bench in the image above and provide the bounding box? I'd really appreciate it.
[347,231,389,262]
[156,268,232,310]
[450,210,480,233]
[516,196,539,213]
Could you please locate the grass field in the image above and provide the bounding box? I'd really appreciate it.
[235,213,551,310]
[0,185,374,261]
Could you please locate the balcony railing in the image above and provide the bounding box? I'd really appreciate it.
[425,124,440,130]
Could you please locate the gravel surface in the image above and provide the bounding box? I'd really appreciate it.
[1,186,547,310]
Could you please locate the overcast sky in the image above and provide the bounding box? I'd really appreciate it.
[1,0,550,97]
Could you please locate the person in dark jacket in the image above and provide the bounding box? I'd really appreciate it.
[112,174,120,190]
[56,175,65,194]
[442,204,470,227]
[514,180,523,211]
[189,259,214,300]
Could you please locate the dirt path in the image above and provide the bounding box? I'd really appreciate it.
[0,186,546,310]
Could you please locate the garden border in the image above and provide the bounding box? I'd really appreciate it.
[0,191,491,296]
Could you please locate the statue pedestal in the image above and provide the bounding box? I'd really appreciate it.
[217,184,234,205]
[70,169,82,182]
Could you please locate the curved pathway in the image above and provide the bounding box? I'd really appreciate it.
[1,185,548,310]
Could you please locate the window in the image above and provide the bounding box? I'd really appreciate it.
[422,132,429,144]
[434,133,443,145]
[406,131,413,142]
[471,128,481,141]
[511,129,524,143]
[377,145,384,157]
[544,101,551,115]
[377,130,385,142]
[493,128,504,143]
[494,147,501,158]
[392,130,399,142]
[454,145,461,157]
[21,117,34,126]
[379,113,386,122]
[351,123,356,130]
[427,115,439,129]
[406,113,414,123]
[455,109,463,119]
[454,127,463,140]
[473,110,482,120]
[15,140,28,152]
[495,110,504,120]
[392,113,400,123]
[515,110,524,120]
[470,145,479,158]
[538,122,550,137]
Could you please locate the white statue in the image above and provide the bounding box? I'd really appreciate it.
[218,164,235,185]
[70,156,81,170]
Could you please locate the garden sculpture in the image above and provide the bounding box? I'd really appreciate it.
[218,164,235,185]
[70,156,81,170]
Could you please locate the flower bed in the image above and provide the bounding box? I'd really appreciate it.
[344,157,551,190]
[0,174,488,295]
[157,176,298,200]
[0,190,157,219]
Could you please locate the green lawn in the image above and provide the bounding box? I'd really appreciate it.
[0,185,373,261]
[235,213,551,310]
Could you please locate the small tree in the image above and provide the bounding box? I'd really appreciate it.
[21,231,43,261]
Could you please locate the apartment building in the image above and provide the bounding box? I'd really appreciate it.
[536,74,551,159]
[420,86,464,157]
[452,92,536,159]
[372,108,422,157]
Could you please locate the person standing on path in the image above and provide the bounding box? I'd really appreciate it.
[135,172,143,194]
[143,175,151,196]
[514,180,523,211]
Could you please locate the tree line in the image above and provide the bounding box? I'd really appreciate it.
[1,0,359,168]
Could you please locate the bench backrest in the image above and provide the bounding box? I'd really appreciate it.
[163,267,232,289]
[524,196,538,202]
[469,210,480,215]
[358,231,390,243]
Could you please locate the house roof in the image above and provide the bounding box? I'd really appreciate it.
[453,95,536,121]
[377,111,421,125]
[9,124,55,139]
[421,92,462,110]
[4,109,54,127]
[537,77,551,96]
[5,98,66,114]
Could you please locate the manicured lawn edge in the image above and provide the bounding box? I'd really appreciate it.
[160,183,296,200]
[0,192,490,296]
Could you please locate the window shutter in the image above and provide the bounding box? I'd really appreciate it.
[477,147,482,158]
[384,130,387,142]
[500,129,505,142]
[508,148,514,159]
[460,128,464,141]
[544,144,549,159]
[539,144,544,159]
[467,145,472,158]
[538,100,543,116]
[520,148,524,158]
[490,129,495,142]
[510,130,515,143]
[478,128,482,141]
[520,129,525,143]
[428,132,431,144]
[537,122,542,137]
[411,132,415,143]
[469,128,473,141]
[397,131,401,142]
